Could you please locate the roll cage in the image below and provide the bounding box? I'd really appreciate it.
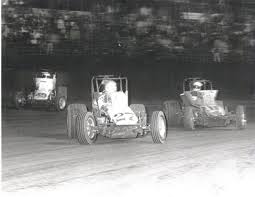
[91,75,128,107]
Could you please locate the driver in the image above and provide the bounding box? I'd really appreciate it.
[191,81,224,116]
[97,80,117,111]
[98,80,138,125]
[192,81,203,92]
[190,81,203,105]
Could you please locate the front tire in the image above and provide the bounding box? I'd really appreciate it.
[67,104,87,139]
[14,91,26,109]
[76,112,98,144]
[151,111,167,144]
[184,107,195,130]
[236,105,247,130]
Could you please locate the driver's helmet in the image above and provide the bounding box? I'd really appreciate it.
[192,81,203,91]
[102,80,117,93]
[42,72,51,78]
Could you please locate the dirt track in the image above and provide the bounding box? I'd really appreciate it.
[2,108,255,196]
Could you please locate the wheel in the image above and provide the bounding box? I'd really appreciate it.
[151,111,167,144]
[163,100,182,127]
[183,107,195,130]
[76,112,97,144]
[67,104,87,139]
[56,97,67,111]
[14,91,26,109]
[236,105,247,130]
[129,104,147,127]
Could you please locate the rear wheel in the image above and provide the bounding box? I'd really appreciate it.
[56,97,67,111]
[151,111,167,144]
[236,105,247,130]
[163,100,182,127]
[184,107,195,130]
[130,104,147,127]
[66,104,87,139]
[76,112,97,144]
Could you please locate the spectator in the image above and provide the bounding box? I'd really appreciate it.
[30,30,42,45]
[70,22,80,40]
[46,30,60,54]
[2,24,10,39]
[57,17,66,35]
[211,47,221,63]
[212,37,229,62]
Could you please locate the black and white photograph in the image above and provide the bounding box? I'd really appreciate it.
[1,0,255,196]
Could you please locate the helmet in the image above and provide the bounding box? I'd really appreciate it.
[104,80,117,93]
[193,81,202,90]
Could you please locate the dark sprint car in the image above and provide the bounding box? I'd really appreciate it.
[163,78,247,130]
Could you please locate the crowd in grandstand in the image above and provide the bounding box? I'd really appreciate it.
[2,3,255,61]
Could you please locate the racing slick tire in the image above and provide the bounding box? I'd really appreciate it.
[184,107,195,130]
[151,111,167,144]
[76,112,97,145]
[163,100,182,127]
[67,104,87,139]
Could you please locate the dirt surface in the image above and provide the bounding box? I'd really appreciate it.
[2,108,255,197]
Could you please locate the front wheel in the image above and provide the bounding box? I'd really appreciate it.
[56,97,67,111]
[14,91,26,109]
[76,112,98,144]
[151,111,167,144]
[236,105,247,130]
[66,104,87,139]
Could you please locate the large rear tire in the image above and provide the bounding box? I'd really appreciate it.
[66,104,87,139]
[236,105,247,130]
[184,107,195,130]
[163,100,182,127]
[151,111,167,144]
[76,112,97,144]
[130,104,147,127]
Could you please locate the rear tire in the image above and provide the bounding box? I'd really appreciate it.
[130,104,147,127]
[151,111,167,144]
[76,112,97,144]
[67,104,87,139]
[236,105,247,130]
[56,97,67,111]
[163,100,182,127]
[184,107,195,130]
